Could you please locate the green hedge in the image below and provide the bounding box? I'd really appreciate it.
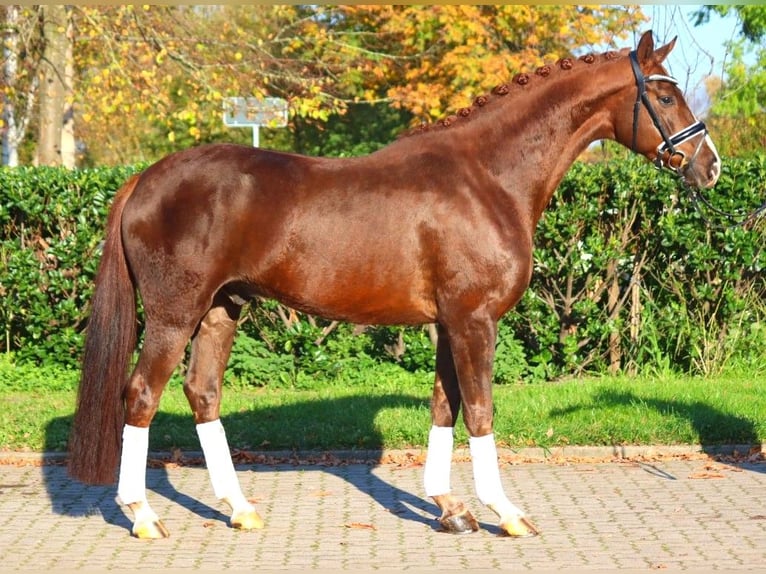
[1,156,765,381]
[1,166,141,365]
[513,155,766,380]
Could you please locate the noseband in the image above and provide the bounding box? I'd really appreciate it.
[629,50,708,175]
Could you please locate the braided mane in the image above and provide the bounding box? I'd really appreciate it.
[399,48,628,139]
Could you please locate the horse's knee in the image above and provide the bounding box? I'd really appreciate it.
[183,376,222,423]
[462,406,494,438]
[430,399,459,427]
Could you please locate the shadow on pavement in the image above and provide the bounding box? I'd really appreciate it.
[43,393,502,535]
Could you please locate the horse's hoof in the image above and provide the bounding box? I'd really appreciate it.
[499,515,539,538]
[126,500,170,539]
[231,508,264,530]
[132,519,170,539]
[438,510,479,534]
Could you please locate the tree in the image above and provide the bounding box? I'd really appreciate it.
[694,5,766,42]
[1,6,41,166]
[693,5,766,156]
[3,5,647,166]
[339,5,646,123]
[71,5,369,164]
[37,5,74,167]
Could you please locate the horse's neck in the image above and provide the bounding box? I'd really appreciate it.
[467,64,626,223]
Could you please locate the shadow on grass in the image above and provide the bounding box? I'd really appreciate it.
[43,393,502,535]
[550,388,764,469]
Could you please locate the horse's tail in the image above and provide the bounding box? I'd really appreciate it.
[68,174,141,485]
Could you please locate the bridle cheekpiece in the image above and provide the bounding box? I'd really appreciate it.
[629,50,708,176]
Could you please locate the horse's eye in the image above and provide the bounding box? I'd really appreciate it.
[659,95,674,106]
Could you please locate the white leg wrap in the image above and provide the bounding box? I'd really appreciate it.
[423,425,454,497]
[117,424,149,505]
[196,419,250,510]
[469,433,523,517]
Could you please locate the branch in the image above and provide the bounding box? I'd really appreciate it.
[314,320,339,346]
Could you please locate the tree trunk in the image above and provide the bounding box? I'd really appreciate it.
[37,5,70,166]
[607,259,621,374]
[61,9,76,168]
[627,268,642,376]
[2,6,20,166]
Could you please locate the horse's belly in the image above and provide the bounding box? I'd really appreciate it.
[252,263,437,326]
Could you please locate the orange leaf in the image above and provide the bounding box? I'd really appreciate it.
[344,522,377,531]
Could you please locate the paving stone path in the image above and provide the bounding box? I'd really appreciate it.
[1,451,764,571]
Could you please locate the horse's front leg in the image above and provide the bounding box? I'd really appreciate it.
[184,297,264,531]
[468,434,539,537]
[446,315,538,538]
[424,324,479,533]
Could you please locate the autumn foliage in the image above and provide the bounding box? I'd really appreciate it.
[2,5,646,166]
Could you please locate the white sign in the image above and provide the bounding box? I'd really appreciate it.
[223,97,288,147]
[223,97,288,128]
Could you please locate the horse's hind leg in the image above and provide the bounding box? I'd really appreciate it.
[184,293,264,531]
[118,320,196,539]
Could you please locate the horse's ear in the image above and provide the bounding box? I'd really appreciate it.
[652,36,677,65]
[635,30,655,63]
[636,30,676,65]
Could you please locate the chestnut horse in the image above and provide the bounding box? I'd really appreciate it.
[69,31,720,539]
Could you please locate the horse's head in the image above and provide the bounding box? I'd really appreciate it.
[615,30,721,189]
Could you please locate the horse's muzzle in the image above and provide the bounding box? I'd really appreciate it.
[671,132,721,190]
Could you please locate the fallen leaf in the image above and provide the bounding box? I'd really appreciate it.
[309,490,333,498]
[688,472,725,479]
[344,522,377,531]
[385,451,426,470]
[689,462,727,479]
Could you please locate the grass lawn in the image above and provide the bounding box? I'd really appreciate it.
[1,360,764,454]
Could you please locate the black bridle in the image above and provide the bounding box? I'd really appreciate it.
[630,51,766,227]
[629,50,765,228]
[629,50,708,176]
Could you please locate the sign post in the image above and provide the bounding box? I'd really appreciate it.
[223,97,288,147]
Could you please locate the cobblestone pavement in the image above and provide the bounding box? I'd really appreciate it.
[1,451,764,571]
